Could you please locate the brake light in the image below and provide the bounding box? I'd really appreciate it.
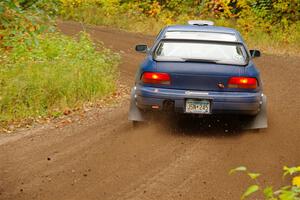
[141,72,171,85]
[228,77,258,89]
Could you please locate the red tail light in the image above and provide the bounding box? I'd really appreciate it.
[141,72,171,85]
[228,77,258,89]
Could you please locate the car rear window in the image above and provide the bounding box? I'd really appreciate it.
[154,41,248,66]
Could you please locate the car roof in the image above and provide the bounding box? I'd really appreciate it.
[161,25,243,43]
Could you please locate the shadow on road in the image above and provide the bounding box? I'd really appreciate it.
[142,113,261,138]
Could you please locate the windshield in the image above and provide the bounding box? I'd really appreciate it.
[154,41,248,65]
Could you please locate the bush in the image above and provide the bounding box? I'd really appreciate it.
[0,0,59,50]
[0,1,120,129]
[230,166,300,200]
[60,0,300,55]
[0,32,120,124]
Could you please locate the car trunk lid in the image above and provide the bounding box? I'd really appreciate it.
[156,62,246,92]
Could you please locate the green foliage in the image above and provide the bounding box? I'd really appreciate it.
[60,0,300,55]
[0,1,120,128]
[0,0,60,50]
[230,166,300,200]
[0,32,120,124]
[242,185,259,200]
[230,166,248,174]
[284,166,300,177]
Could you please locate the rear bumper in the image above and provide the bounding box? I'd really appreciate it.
[134,86,263,115]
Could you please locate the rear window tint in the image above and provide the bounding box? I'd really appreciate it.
[154,41,248,65]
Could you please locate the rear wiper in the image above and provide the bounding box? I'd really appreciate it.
[182,58,219,63]
[154,56,220,63]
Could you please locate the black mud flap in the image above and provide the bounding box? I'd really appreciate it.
[242,95,268,130]
[128,89,146,122]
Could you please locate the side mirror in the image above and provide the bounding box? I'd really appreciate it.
[250,50,261,58]
[135,44,148,53]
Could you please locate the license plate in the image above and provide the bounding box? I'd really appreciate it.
[185,99,211,114]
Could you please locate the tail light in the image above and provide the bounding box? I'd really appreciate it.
[228,77,258,89]
[141,72,171,85]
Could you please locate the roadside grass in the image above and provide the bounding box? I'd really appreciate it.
[0,32,120,129]
[62,6,300,56]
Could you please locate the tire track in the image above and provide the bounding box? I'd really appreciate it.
[111,139,209,200]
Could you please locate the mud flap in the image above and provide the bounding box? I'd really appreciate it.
[128,88,146,122]
[242,95,268,130]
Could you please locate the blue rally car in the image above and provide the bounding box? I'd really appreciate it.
[129,20,267,129]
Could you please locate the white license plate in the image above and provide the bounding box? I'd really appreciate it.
[185,99,211,114]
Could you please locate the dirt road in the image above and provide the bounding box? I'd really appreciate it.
[0,21,299,200]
